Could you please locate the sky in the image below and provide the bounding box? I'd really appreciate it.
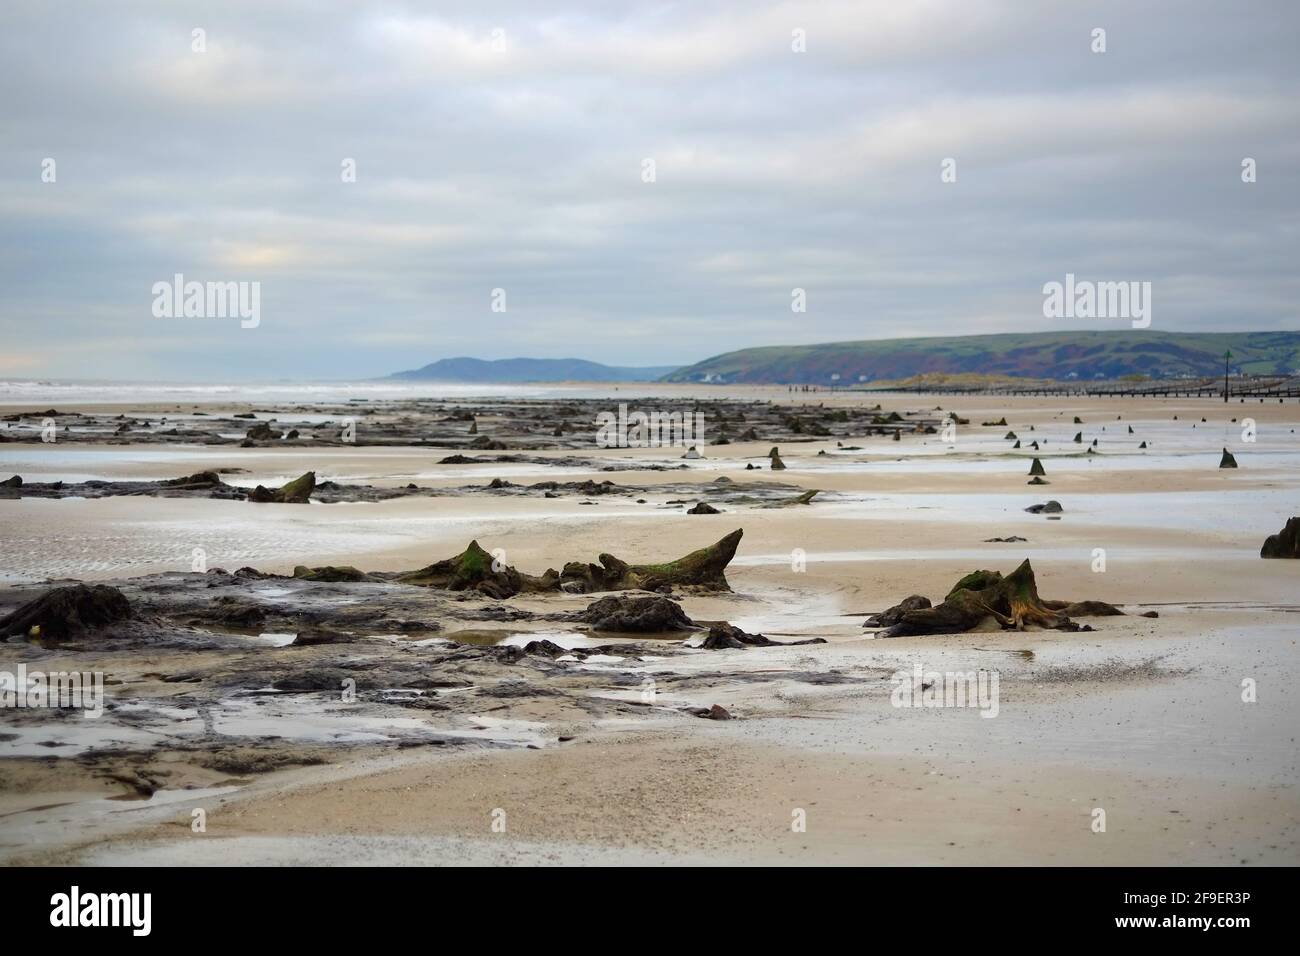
[1,0,1297,381]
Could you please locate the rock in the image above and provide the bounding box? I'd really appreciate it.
[1025,500,1063,514]
[469,435,507,450]
[522,639,566,657]
[577,594,696,632]
[163,471,224,488]
[1028,458,1046,476]
[1219,448,1238,469]
[249,471,315,503]
[291,627,358,646]
[768,447,787,470]
[1073,416,1084,424]
[438,454,476,464]
[705,704,732,720]
[700,624,746,648]
[203,597,266,628]
[1260,516,1300,558]
[984,535,1028,543]
[681,446,702,460]
[701,621,826,648]
[864,594,931,628]
[687,501,721,514]
[1073,432,1082,443]
[1138,441,1148,449]
[1058,600,1125,617]
[0,585,132,642]
[1005,431,1017,440]
[761,489,820,508]
[292,565,374,582]
[1027,476,1049,485]
[1,475,21,488]
[245,422,282,441]
[1139,611,1160,618]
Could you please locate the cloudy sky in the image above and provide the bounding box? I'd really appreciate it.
[2,0,1297,380]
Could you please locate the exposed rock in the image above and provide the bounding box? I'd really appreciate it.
[249,471,316,503]
[1260,516,1300,558]
[1058,600,1126,617]
[200,597,266,628]
[768,447,786,470]
[292,565,374,583]
[761,489,819,508]
[1028,458,1046,476]
[1,475,21,488]
[577,594,696,632]
[162,471,225,489]
[292,627,359,646]
[245,422,283,441]
[701,621,826,649]
[0,585,132,642]
[984,535,1028,543]
[1219,448,1238,469]
[687,501,721,514]
[1027,476,1049,485]
[864,594,931,628]
[1025,500,1063,514]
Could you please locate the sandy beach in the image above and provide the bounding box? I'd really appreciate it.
[2,387,1297,865]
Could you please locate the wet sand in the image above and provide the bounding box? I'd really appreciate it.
[2,389,1298,865]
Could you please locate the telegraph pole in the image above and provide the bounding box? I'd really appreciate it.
[1224,350,1232,403]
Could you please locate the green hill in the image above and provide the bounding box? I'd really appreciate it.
[660,330,1300,384]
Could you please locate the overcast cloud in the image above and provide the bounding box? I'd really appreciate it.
[1,0,1297,380]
